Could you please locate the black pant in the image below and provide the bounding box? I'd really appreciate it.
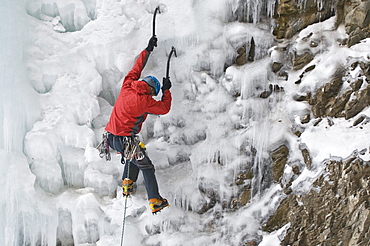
[107,133,161,199]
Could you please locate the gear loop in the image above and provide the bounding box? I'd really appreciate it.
[123,136,145,161]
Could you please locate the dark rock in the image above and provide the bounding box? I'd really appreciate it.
[262,197,291,233]
[301,148,312,169]
[260,90,272,99]
[273,0,337,39]
[292,165,301,175]
[353,115,366,126]
[300,113,311,124]
[273,0,369,46]
[344,1,370,47]
[294,130,302,137]
[292,51,314,70]
[265,156,370,245]
[236,45,247,66]
[326,90,352,117]
[271,145,289,182]
[262,156,370,246]
[345,84,370,119]
[348,26,370,47]
[248,37,255,62]
[311,76,344,118]
[272,62,283,73]
[277,70,289,80]
[241,241,258,246]
[236,171,253,185]
[313,118,322,126]
[349,79,363,91]
[309,40,319,47]
[284,187,293,195]
[239,188,251,206]
[304,64,316,73]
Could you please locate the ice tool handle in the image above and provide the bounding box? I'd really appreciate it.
[166,46,177,79]
[152,6,161,37]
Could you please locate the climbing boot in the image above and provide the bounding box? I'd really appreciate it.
[122,178,134,196]
[149,197,169,214]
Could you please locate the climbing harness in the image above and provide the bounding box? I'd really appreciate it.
[96,132,145,162]
[96,131,111,161]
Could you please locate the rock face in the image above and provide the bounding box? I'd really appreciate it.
[230,1,370,244]
[271,145,289,182]
[263,156,370,245]
[336,0,370,47]
[258,1,370,244]
[273,0,337,39]
[274,0,370,47]
[308,61,370,120]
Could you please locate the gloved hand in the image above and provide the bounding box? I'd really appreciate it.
[145,36,157,52]
[162,77,172,91]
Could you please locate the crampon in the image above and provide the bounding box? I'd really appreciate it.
[149,198,169,214]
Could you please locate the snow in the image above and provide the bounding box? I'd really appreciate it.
[1,0,370,245]
[301,115,370,162]
[258,223,290,246]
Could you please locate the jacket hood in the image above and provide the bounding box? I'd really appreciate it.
[131,80,151,95]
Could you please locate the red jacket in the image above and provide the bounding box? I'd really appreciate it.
[105,50,172,136]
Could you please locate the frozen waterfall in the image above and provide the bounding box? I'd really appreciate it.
[2,0,368,245]
[1,0,279,245]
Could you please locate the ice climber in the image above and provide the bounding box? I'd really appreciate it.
[105,36,172,214]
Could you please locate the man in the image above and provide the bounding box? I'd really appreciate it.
[105,36,172,214]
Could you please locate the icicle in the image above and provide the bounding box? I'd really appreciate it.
[266,0,276,18]
[229,0,275,23]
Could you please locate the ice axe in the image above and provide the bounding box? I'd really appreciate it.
[165,46,177,80]
[152,6,161,37]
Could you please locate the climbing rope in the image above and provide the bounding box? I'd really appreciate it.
[120,159,131,246]
[120,136,144,246]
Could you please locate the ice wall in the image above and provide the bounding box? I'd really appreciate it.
[0,0,42,245]
[2,0,351,245]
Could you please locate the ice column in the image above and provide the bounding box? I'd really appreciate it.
[0,0,41,245]
[240,60,271,198]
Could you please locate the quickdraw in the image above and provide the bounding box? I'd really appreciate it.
[123,136,145,161]
[96,131,111,161]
